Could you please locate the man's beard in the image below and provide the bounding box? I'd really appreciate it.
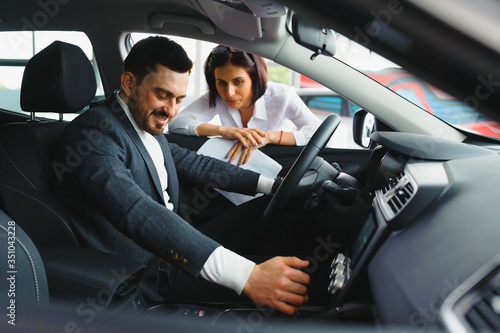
[128,93,165,136]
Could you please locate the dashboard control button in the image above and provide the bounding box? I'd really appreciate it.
[331,253,351,267]
[328,274,346,295]
[329,263,346,279]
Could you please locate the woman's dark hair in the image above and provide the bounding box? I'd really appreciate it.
[123,36,193,85]
[204,45,267,107]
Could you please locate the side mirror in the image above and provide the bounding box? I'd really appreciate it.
[353,109,377,149]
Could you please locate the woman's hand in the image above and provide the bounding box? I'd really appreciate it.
[227,141,258,165]
[219,126,267,147]
[219,127,268,165]
[221,128,297,165]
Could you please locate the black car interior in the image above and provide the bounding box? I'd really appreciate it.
[2,12,500,330]
[0,40,376,326]
[0,41,145,313]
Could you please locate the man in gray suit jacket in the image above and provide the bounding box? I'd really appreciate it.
[53,36,310,315]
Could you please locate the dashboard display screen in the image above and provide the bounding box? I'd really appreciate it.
[350,213,377,265]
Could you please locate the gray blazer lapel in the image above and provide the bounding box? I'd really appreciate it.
[105,96,165,201]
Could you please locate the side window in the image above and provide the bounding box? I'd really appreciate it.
[348,101,361,116]
[127,33,361,148]
[299,93,360,119]
[305,96,344,116]
[0,31,104,119]
[128,33,311,110]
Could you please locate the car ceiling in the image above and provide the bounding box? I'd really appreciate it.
[1,0,499,124]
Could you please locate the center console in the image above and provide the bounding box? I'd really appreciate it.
[327,208,390,309]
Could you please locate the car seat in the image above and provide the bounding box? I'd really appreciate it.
[0,209,49,313]
[0,41,145,312]
[0,41,95,247]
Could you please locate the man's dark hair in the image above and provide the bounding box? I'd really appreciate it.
[204,45,267,108]
[123,36,193,84]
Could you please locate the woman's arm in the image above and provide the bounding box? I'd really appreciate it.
[283,90,322,145]
[263,129,296,146]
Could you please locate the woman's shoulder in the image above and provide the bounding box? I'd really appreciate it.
[265,81,296,96]
[178,91,221,115]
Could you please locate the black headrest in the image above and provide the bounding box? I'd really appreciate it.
[20,41,97,113]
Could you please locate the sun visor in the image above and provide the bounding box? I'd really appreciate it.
[193,0,286,41]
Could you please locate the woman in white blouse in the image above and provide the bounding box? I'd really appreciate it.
[168,45,322,165]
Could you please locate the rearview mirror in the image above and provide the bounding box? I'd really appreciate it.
[288,12,336,60]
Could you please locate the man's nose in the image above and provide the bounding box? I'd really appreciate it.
[163,100,177,117]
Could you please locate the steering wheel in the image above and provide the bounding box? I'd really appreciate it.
[263,114,341,222]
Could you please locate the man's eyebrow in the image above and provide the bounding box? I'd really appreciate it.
[154,87,173,95]
[154,87,186,98]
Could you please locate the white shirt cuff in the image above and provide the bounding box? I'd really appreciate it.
[200,246,255,295]
[257,175,274,195]
[189,122,203,136]
[292,129,307,146]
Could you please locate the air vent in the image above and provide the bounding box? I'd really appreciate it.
[376,171,416,221]
[465,288,500,331]
[441,254,500,333]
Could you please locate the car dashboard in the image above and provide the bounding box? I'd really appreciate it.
[326,131,500,332]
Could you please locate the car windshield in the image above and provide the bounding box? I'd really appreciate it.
[333,33,500,140]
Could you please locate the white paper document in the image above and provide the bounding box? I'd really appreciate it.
[197,137,282,205]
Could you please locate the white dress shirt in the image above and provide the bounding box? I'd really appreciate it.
[117,92,276,295]
[169,82,322,146]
